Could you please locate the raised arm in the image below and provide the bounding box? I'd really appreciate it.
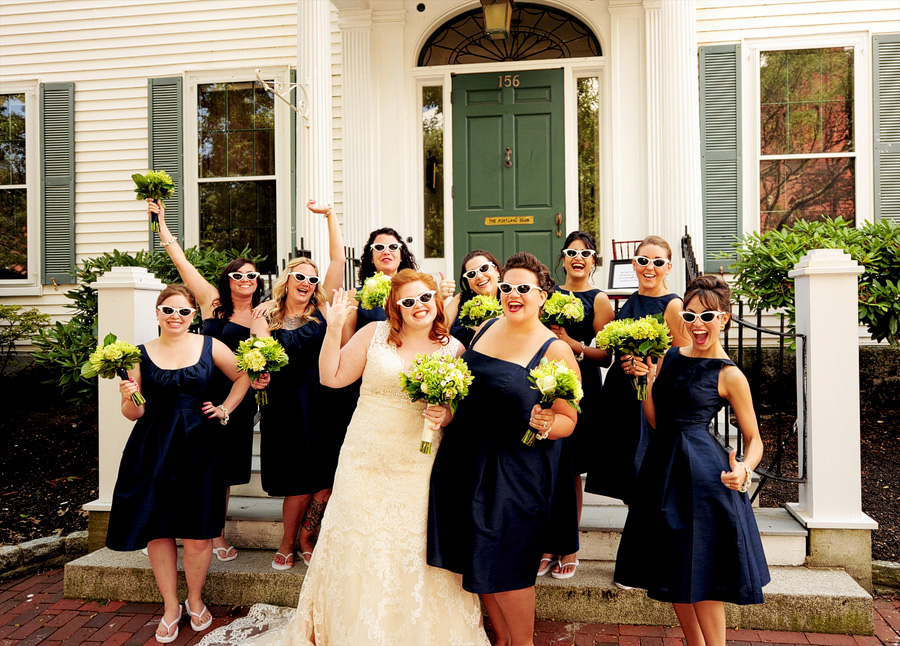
[443,293,462,328]
[319,288,373,388]
[307,199,346,295]
[147,200,219,314]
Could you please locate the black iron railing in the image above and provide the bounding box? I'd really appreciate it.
[260,241,360,299]
[711,302,807,503]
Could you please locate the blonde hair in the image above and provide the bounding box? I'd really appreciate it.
[635,235,673,260]
[268,257,326,331]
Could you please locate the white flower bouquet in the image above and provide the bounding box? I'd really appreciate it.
[399,353,474,454]
[81,333,146,406]
[355,272,392,310]
[524,358,583,446]
[132,170,175,233]
[595,314,671,400]
[457,294,502,328]
[235,336,289,405]
[540,291,585,326]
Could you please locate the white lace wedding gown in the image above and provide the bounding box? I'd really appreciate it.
[199,321,489,646]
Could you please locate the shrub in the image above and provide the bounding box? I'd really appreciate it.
[0,305,51,376]
[32,246,266,404]
[727,218,900,345]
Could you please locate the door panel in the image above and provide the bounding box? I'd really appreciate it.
[452,68,564,273]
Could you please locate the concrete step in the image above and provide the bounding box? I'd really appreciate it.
[63,550,872,634]
[221,496,807,566]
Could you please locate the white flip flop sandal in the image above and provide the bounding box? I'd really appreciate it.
[184,598,213,632]
[551,559,580,580]
[155,604,181,644]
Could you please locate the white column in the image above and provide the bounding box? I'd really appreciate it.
[339,8,377,256]
[786,249,876,530]
[643,0,662,235]
[608,0,648,246]
[297,0,335,271]
[83,267,165,513]
[658,0,702,293]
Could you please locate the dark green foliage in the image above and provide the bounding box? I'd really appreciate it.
[0,305,50,376]
[728,217,900,345]
[31,245,266,404]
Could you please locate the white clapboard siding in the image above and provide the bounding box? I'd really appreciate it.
[331,9,345,224]
[0,0,307,315]
[697,0,900,42]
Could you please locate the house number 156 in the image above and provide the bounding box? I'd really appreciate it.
[498,74,520,88]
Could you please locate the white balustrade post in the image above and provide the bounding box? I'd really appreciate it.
[297,0,335,271]
[83,267,165,549]
[787,249,876,589]
[658,0,702,292]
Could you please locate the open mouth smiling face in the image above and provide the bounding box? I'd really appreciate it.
[464,256,499,294]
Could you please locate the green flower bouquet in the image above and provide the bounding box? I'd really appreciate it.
[524,358,583,446]
[595,315,671,400]
[355,272,392,310]
[540,291,585,326]
[457,294,502,328]
[399,353,474,454]
[132,170,175,232]
[81,333,146,406]
[235,336,289,406]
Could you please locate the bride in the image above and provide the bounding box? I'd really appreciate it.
[200,270,488,645]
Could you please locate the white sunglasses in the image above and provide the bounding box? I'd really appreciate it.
[634,256,671,268]
[228,271,260,281]
[371,242,402,253]
[396,290,436,308]
[157,305,196,317]
[463,263,496,280]
[562,249,596,259]
[498,282,543,295]
[288,272,320,284]
[679,310,726,323]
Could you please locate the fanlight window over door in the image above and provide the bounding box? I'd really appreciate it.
[418,3,601,67]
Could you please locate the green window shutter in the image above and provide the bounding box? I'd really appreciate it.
[148,77,183,250]
[700,44,741,274]
[874,34,900,224]
[40,82,75,285]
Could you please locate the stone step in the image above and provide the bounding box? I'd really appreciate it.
[220,497,807,566]
[63,550,872,635]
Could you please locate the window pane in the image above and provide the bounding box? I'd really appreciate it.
[759,47,853,156]
[759,157,854,233]
[422,86,444,259]
[200,180,276,273]
[0,188,27,279]
[577,77,600,239]
[0,93,26,187]
[198,82,274,179]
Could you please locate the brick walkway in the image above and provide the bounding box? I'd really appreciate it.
[1,569,898,646]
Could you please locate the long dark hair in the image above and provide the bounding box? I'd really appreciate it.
[458,249,502,305]
[212,257,264,319]
[555,230,598,278]
[358,228,418,285]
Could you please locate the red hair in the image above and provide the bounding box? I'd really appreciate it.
[385,269,450,348]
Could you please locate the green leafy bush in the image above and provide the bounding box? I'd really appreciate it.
[728,218,900,345]
[0,305,51,376]
[32,246,266,404]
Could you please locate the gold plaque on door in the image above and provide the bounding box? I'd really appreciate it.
[484,216,534,226]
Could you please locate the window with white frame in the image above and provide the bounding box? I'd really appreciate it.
[759,47,855,233]
[0,93,27,280]
[197,81,277,273]
[422,85,444,259]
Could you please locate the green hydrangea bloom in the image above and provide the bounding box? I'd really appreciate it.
[356,272,393,310]
[540,291,585,326]
[458,294,503,328]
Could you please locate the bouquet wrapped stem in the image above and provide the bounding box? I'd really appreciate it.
[523,358,583,446]
[522,401,554,447]
[399,353,474,454]
[114,366,146,406]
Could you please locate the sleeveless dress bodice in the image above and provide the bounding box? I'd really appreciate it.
[614,347,770,604]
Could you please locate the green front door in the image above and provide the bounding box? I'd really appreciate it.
[452,68,565,273]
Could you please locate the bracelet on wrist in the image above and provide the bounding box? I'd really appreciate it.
[217,405,230,426]
[737,462,754,493]
[160,237,178,247]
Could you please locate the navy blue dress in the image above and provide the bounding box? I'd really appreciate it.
[200,318,256,486]
[427,319,579,594]
[107,336,224,551]
[259,311,345,496]
[355,303,385,331]
[614,347,770,604]
[585,292,681,503]
[548,287,604,474]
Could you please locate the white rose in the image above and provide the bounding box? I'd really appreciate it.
[536,375,557,395]
[421,382,429,394]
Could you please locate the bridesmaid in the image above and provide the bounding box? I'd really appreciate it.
[148,199,264,562]
[107,285,250,642]
[617,275,769,646]
[443,249,502,348]
[428,252,580,646]
[251,202,352,571]
[352,227,419,330]
[584,235,691,505]
[539,232,614,580]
